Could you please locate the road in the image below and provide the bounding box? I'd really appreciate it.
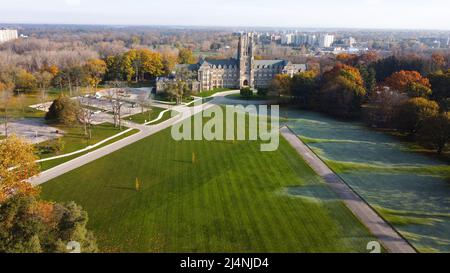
[280,126,416,253]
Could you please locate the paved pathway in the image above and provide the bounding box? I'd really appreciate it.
[28,102,215,186]
[280,126,416,253]
[27,91,415,253]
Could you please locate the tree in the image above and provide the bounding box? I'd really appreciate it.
[405,82,432,98]
[106,89,125,129]
[319,64,367,118]
[357,65,377,98]
[431,53,446,72]
[336,53,358,66]
[428,69,450,110]
[34,71,54,105]
[0,136,40,203]
[0,195,98,253]
[78,98,95,139]
[14,69,37,93]
[396,97,439,137]
[105,55,124,81]
[83,59,107,91]
[161,52,178,75]
[291,71,317,107]
[139,49,164,80]
[367,87,408,128]
[45,65,59,77]
[122,49,164,82]
[45,96,81,125]
[164,81,190,105]
[55,66,86,96]
[0,82,14,137]
[178,48,196,64]
[358,51,380,65]
[137,92,152,114]
[0,134,97,253]
[270,74,292,97]
[240,87,253,98]
[421,112,450,154]
[384,70,431,94]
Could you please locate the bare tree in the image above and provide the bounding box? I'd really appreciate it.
[137,92,152,114]
[35,71,53,106]
[0,88,13,138]
[78,98,95,139]
[106,88,125,129]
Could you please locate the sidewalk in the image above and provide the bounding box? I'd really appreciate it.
[280,126,416,253]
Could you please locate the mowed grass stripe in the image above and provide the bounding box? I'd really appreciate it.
[41,114,377,253]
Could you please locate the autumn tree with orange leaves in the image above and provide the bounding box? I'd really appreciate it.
[0,136,40,203]
[385,70,431,93]
[0,136,97,253]
[319,64,366,118]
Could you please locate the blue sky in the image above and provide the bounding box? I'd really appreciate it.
[0,0,449,30]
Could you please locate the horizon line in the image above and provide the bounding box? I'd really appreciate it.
[1,21,450,33]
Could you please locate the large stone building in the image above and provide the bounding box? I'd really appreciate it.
[0,29,18,44]
[157,33,306,93]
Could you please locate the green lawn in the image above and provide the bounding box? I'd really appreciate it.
[286,109,450,253]
[41,114,376,253]
[225,93,277,101]
[153,94,194,104]
[39,129,140,171]
[125,107,166,124]
[1,88,97,120]
[37,123,128,160]
[197,88,233,98]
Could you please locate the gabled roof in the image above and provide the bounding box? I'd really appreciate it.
[254,60,289,67]
[292,64,307,71]
[175,64,199,71]
[200,58,239,68]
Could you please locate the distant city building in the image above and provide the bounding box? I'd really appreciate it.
[318,34,335,48]
[157,33,307,93]
[344,37,356,47]
[419,37,450,49]
[0,29,18,43]
[281,33,294,45]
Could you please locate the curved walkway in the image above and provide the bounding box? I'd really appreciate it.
[280,126,416,253]
[28,90,416,253]
[28,100,216,186]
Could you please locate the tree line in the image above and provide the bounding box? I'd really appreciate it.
[271,52,450,155]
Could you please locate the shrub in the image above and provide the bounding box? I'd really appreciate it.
[257,88,269,97]
[240,88,253,98]
[46,96,81,125]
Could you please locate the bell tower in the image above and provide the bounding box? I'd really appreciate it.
[238,32,255,88]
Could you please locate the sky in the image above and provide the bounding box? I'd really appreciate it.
[0,0,449,30]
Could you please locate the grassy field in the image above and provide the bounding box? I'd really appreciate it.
[39,128,140,171]
[197,88,233,98]
[285,109,450,253]
[40,114,377,253]
[125,107,166,124]
[1,87,96,120]
[37,123,128,160]
[225,93,277,101]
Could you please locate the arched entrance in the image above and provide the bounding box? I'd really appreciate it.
[243,80,249,86]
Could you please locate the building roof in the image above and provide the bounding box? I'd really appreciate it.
[254,60,289,68]
[200,58,239,68]
[175,64,199,71]
[292,64,307,71]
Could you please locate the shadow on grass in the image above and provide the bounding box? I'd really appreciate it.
[173,159,193,164]
[109,186,136,192]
